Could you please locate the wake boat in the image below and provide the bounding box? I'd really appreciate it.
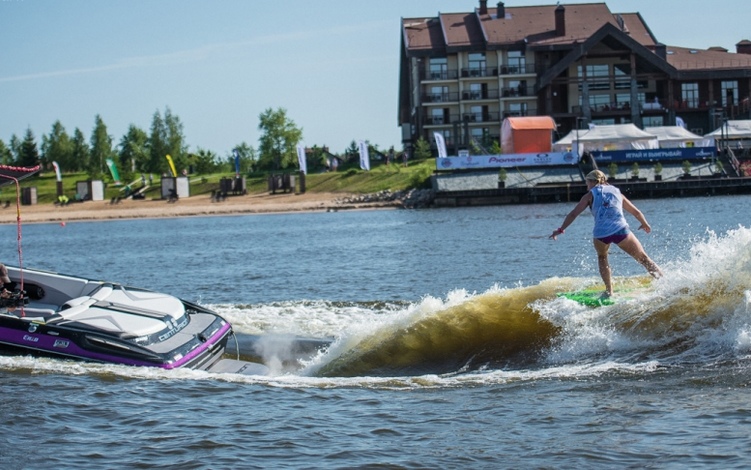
[0,265,269,375]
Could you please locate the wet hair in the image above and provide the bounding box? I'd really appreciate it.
[585,170,607,185]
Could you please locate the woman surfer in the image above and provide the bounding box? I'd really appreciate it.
[550,169,662,297]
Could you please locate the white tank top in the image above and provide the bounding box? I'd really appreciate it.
[590,185,629,238]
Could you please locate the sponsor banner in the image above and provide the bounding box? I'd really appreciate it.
[436,152,577,170]
[592,147,716,163]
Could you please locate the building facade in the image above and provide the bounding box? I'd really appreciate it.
[398,1,751,155]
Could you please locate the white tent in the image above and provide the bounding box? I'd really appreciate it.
[645,126,714,148]
[704,120,751,139]
[562,124,659,152]
[552,129,590,151]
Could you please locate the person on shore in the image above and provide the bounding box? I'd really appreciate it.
[549,169,663,297]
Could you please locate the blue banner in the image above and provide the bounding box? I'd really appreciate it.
[592,147,715,163]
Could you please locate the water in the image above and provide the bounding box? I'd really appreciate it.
[1,195,751,468]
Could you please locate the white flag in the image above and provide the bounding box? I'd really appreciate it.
[296,145,307,174]
[358,140,370,171]
[676,116,686,129]
[433,132,448,159]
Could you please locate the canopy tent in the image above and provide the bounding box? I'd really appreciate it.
[501,116,557,154]
[568,124,659,151]
[704,120,751,139]
[552,129,590,151]
[645,126,714,148]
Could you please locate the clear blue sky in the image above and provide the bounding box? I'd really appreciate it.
[1,0,748,159]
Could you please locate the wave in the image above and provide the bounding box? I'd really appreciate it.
[297,226,751,377]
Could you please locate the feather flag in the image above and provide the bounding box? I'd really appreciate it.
[232,149,241,176]
[165,154,177,177]
[434,132,448,159]
[52,161,62,182]
[105,158,121,184]
[358,141,370,171]
[296,145,307,174]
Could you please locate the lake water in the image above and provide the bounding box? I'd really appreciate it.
[1,194,751,469]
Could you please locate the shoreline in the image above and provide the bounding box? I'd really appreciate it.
[0,192,401,225]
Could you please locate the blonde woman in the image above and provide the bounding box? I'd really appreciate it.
[550,170,662,297]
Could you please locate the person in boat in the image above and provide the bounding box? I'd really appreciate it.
[0,263,17,312]
[549,169,663,297]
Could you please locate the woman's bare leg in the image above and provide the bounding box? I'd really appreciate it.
[593,238,613,296]
[616,233,663,278]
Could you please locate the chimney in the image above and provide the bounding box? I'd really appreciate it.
[497,2,505,18]
[655,43,667,61]
[479,0,487,15]
[737,40,751,55]
[555,4,566,37]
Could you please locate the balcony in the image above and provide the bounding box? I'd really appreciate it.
[461,89,500,100]
[422,69,460,81]
[462,112,501,123]
[422,92,460,104]
[460,67,498,78]
[424,114,461,126]
[499,63,535,75]
[501,86,530,98]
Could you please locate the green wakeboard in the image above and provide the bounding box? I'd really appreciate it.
[557,289,618,307]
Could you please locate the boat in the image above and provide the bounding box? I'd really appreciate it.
[0,265,270,375]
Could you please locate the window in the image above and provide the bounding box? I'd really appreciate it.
[430,86,448,102]
[468,53,486,76]
[507,51,526,74]
[430,108,444,125]
[470,105,483,122]
[470,127,488,143]
[643,116,664,127]
[577,64,609,91]
[469,83,482,99]
[612,64,647,90]
[615,92,645,110]
[508,102,528,116]
[429,58,448,80]
[681,83,699,108]
[721,81,738,106]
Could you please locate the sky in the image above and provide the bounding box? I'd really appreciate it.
[1,0,748,158]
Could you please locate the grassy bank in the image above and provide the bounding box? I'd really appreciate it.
[4,159,436,205]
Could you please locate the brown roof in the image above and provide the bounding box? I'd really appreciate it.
[402,17,445,53]
[441,12,486,50]
[666,45,751,71]
[480,3,626,47]
[403,2,658,52]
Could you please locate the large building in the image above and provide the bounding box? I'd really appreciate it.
[398,1,751,155]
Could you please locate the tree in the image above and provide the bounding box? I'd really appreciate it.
[147,107,187,174]
[41,121,74,171]
[8,134,22,165]
[192,148,221,174]
[89,115,113,177]
[257,107,303,171]
[413,136,432,160]
[18,128,40,167]
[164,108,188,172]
[71,128,90,172]
[147,110,168,174]
[0,140,12,165]
[118,125,149,175]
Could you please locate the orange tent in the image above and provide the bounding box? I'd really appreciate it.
[501,116,557,154]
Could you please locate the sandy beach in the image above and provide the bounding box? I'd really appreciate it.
[0,192,399,225]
